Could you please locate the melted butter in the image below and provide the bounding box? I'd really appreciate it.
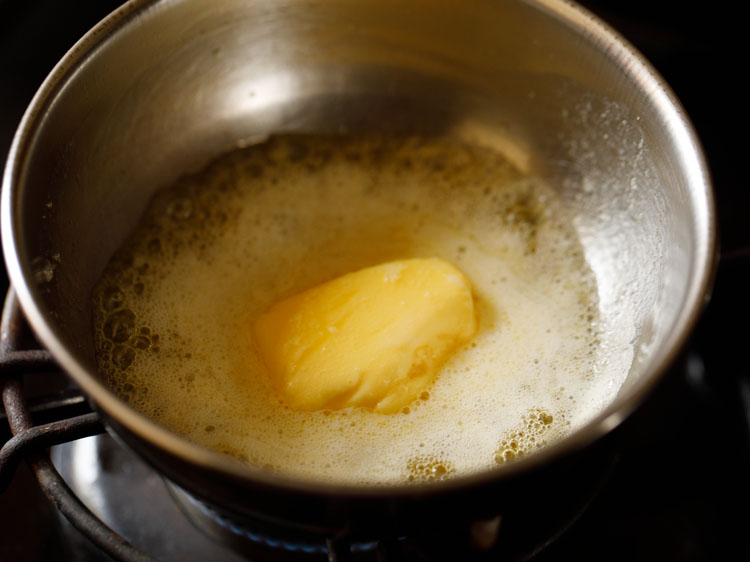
[253,257,477,413]
[93,135,628,485]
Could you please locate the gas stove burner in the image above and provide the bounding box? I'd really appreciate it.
[50,435,247,562]
[48,430,615,561]
[166,482,381,559]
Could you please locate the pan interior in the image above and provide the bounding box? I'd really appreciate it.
[3,0,708,484]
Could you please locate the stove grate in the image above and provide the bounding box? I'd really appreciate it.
[0,289,158,562]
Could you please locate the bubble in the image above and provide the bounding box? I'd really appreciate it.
[494,409,559,465]
[406,456,455,481]
[495,450,517,463]
[103,309,136,343]
[167,197,194,220]
[130,335,151,350]
[31,256,55,283]
[102,287,126,311]
[111,345,136,370]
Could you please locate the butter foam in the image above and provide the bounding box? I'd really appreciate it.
[93,136,630,485]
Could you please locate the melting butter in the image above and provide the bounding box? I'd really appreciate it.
[254,257,477,413]
[92,135,630,485]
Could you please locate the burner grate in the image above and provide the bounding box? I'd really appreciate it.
[0,289,157,562]
[182,491,380,555]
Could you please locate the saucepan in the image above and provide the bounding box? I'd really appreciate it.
[1,0,714,549]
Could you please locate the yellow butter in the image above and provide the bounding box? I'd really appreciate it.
[253,258,477,413]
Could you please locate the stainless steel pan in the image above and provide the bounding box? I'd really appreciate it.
[1,0,714,540]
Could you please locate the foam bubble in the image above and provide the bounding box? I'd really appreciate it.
[102,309,135,343]
[406,456,456,482]
[92,135,631,485]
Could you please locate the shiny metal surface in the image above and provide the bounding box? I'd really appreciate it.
[51,435,246,562]
[1,0,714,529]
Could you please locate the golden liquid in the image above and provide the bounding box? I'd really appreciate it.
[93,135,626,485]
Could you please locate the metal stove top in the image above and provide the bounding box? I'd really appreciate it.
[2,1,748,560]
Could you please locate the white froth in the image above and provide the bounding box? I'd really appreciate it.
[93,136,631,485]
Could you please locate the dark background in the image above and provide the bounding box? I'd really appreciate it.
[1,1,749,560]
